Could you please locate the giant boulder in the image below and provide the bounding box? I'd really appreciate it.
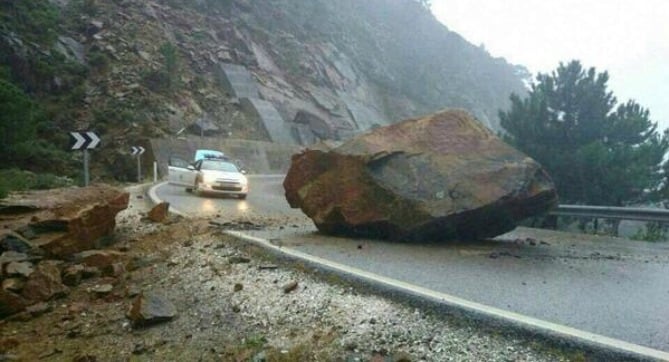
[284,109,558,241]
[0,184,129,257]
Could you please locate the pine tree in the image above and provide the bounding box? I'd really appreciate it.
[500,60,668,206]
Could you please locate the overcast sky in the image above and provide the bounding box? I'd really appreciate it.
[431,0,669,130]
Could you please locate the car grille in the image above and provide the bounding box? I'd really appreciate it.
[212,179,242,191]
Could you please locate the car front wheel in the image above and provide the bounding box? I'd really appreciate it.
[193,181,202,195]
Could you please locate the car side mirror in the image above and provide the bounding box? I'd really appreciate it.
[241,170,247,175]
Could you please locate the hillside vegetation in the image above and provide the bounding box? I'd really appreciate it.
[0,0,527,183]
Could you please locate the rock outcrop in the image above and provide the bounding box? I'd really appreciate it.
[284,109,558,241]
[0,184,129,317]
[0,184,129,257]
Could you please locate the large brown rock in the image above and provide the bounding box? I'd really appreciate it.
[0,184,129,257]
[284,109,558,241]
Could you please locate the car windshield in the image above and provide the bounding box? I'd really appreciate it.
[200,160,239,172]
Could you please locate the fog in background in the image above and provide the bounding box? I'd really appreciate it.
[432,0,669,130]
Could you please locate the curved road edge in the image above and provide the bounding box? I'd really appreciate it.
[147,182,669,361]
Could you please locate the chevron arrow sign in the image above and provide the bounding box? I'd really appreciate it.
[70,131,101,150]
[131,146,145,156]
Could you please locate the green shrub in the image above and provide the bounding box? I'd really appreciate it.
[88,50,110,72]
[0,0,60,45]
[10,139,73,173]
[0,79,41,164]
[141,69,172,93]
[159,42,181,91]
[631,222,668,242]
[0,169,73,198]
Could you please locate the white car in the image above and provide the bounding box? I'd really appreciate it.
[168,157,248,199]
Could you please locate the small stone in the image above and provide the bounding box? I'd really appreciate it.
[232,305,241,313]
[228,256,251,264]
[82,266,101,279]
[147,202,170,223]
[391,351,413,362]
[38,348,62,359]
[75,250,125,269]
[0,251,31,265]
[68,302,88,314]
[344,341,357,351]
[132,343,147,355]
[0,232,33,253]
[90,20,104,30]
[21,261,69,302]
[127,292,177,327]
[25,301,51,317]
[2,278,25,293]
[90,284,114,296]
[233,283,243,292]
[0,289,27,317]
[126,284,141,298]
[62,264,85,286]
[282,281,298,294]
[73,354,97,362]
[66,328,81,339]
[103,262,126,277]
[5,261,35,278]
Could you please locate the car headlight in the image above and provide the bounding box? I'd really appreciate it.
[202,173,217,184]
[239,175,248,185]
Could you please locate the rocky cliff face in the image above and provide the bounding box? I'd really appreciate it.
[1,0,527,177]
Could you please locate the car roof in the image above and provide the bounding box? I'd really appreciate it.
[194,149,226,160]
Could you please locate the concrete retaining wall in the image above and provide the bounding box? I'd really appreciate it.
[148,136,302,178]
[217,63,260,99]
[240,97,296,145]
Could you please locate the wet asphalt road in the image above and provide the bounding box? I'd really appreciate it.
[155,176,669,352]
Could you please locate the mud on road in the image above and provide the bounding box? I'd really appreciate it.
[0,188,602,361]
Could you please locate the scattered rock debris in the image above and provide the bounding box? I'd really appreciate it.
[0,185,593,361]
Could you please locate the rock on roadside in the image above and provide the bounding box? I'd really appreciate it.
[284,109,558,241]
[126,292,177,327]
[0,184,129,257]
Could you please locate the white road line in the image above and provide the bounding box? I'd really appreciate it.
[147,181,669,361]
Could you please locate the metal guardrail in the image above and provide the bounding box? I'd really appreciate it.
[550,204,669,222]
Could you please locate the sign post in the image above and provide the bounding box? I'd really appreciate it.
[70,131,100,186]
[131,146,145,182]
[83,149,90,186]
